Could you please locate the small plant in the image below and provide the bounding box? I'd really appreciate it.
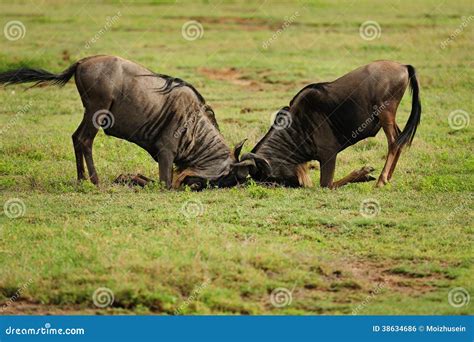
[246,179,269,199]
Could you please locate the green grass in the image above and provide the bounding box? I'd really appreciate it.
[0,0,472,315]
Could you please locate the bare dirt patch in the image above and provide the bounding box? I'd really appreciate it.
[0,300,99,315]
[347,260,448,295]
[165,16,276,31]
[198,67,263,90]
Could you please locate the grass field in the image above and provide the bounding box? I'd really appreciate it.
[0,0,472,315]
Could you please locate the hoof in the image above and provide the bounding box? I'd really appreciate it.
[114,173,152,187]
[353,166,376,183]
[361,166,375,174]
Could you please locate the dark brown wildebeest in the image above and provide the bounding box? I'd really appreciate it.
[241,61,421,188]
[0,55,254,190]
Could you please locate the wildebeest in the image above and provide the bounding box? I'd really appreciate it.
[0,55,254,190]
[241,61,421,188]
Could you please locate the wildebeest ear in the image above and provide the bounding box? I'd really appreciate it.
[240,153,271,176]
[233,139,247,161]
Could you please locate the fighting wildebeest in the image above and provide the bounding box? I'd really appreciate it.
[0,55,254,190]
[241,61,421,188]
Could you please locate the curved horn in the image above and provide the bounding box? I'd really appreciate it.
[240,153,271,176]
[233,138,247,161]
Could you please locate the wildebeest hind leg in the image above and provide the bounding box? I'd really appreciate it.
[72,120,86,182]
[387,125,402,181]
[81,121,99,185]
[376,123,400,187]
[77,106,104,185]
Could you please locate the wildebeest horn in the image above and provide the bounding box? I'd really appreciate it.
[232,158,256,179]
[233,138,247,161]
[240,153,271,176]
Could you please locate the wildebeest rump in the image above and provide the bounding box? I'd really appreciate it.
[241,61,421,188]
[0,55,255,189]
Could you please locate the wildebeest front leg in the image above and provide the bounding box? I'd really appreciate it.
[158,150,174,189]
[319,156,336,188]
[320,155,375,189]
[332,166,375,188]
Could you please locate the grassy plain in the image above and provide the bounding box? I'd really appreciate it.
[0,0,472,314]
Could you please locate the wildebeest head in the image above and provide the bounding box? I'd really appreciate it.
[240,151,307,187]
[240,107,312,187]
[175,139,260,191]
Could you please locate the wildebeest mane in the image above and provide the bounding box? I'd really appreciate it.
[251,106,290,153]
[139,73,219,130]
[152,73,206,103]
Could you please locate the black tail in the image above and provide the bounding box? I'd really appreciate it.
[395,65,422,148]
[0,63,78,87]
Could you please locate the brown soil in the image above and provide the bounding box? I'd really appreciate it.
[198,67,263,90]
